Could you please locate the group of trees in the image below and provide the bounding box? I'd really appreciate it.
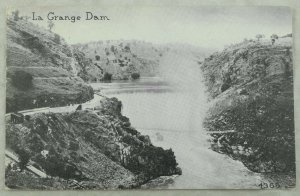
[255,34,279,45]
[270,34,279,45]
[102,72,112,81]
[11,10,29,21]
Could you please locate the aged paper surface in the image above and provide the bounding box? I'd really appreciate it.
[0,0,299,195]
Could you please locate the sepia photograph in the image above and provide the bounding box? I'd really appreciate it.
[4,5,295,190]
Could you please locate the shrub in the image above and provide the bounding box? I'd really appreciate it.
[221,83,230,92]
[15,148,30,171]
[124,44,131,51]
[102,72,112,81]
[121,135,140,146]
[110,45,115,53]
[53,34,60,44]
[138,135,151,144]
[11,71,33,90]
[25,115,31,121]
[124,127,138,136]
[12,10,20,21]
[131,73,140,80]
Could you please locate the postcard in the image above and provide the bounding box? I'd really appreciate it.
[4,5,295,190]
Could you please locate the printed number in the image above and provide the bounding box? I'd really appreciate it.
[258,182,280,189]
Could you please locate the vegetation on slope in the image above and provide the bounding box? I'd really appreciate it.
[201,37,295,178]
[6,18,94,112]
[6,97,181,189]
[73,40,164,81]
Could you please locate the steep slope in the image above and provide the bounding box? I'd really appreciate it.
[72,48,104,82]
[6,97,181,189]
[73,40,164,81]
[201,37,295,176]
[73,40,214,82]
[6,18,94,112]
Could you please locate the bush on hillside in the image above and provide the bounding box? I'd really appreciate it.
[53,34,61,44]
[102,72,112,81]
[131,73,140,80]
[95,55,100,61]
[11,70,33,90]
[12,10,20,21]
[124,44,131,52]
[15,148,30,171]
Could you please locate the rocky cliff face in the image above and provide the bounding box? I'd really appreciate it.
[72,48,104,82]
[201,39,292,99]
[201,38,295,174]
[6,18,94,112]
[6,97,180,189]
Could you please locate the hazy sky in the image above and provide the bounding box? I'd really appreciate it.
[15,6,292,49]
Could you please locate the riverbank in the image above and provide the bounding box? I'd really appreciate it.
[5,96,181,189]
[93,75,266,189]
[201,39,295,187]
[6,19,169,189]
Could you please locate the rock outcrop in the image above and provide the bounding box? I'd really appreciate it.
[201,38,292,99]
[6,97,180,189]
[6,18,94,112]
[201,38,295,174]
[72,48,104,82]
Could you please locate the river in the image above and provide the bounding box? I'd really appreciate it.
[89,52,265,189]
[90,75,264,189]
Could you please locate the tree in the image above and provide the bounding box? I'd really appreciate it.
[103,72,112,81]
[131,73,140,80]
[12,10,20,21]
[270,34,279,45]
[53,33,61,44]
[15,149,30,171]
[48,20,54,31]
[255,34,265,41]
[110,45,115,53]
[124,44,131,52]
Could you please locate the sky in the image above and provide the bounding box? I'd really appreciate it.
[13,6,292,49]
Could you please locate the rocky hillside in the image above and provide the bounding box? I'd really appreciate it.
[6,18,94,112]
[6,97,181,189]
[73,40,165,81]
[201,37,295,178]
